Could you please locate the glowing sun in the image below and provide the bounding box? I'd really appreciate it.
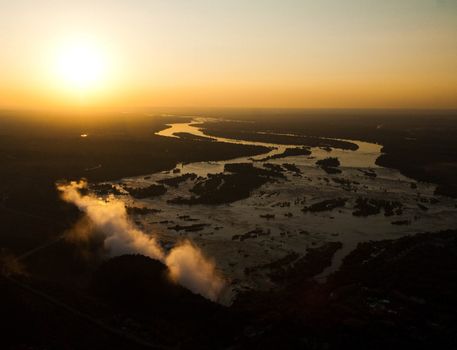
[56,41,107,90]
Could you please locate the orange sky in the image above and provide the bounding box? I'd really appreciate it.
[1,1,457,110]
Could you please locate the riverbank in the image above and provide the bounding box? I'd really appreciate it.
[104,116,457,299]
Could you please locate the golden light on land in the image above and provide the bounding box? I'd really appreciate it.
[55,41,106,91]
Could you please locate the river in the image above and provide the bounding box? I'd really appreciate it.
[103,116,457,302]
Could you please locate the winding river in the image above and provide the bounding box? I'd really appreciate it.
[156,117,383,174]
[104,116,457,301]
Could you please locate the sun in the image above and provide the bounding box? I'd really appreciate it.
[56,41,106,90]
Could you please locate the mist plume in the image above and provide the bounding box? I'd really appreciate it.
[57,180,225,301]
[166,241,225,302]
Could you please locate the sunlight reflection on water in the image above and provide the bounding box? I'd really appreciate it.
[155,117,383,172]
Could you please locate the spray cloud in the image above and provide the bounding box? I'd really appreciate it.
[57,180,225,301]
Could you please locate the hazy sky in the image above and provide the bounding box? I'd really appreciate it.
[1,0,457,109]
